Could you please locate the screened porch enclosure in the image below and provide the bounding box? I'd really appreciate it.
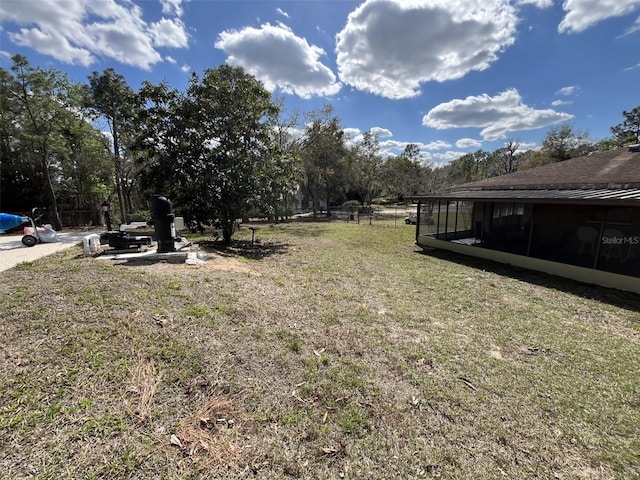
[416,200,640,279]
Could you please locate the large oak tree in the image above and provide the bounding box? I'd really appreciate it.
[137,65,279,244]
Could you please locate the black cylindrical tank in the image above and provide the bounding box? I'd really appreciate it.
[150,195,176,253]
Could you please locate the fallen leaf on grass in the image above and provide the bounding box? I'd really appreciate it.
[170,434,183,447]
[458,376,477,391]
[321,446,339,455]
[291,389,306,403]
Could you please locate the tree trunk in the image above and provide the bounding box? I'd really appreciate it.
[310,188,318,218]
[325,182,331,218]
[222,220,233,246]
[114,165,125,227]
[112,129,128,226]
[41,155,63,231]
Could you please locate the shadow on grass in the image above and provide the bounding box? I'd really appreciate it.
[105,239,291,268]
[238,219,335,238]
[199,239,291,261]
[417,248,640,314]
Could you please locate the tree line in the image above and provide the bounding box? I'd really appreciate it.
[1,54,638,243]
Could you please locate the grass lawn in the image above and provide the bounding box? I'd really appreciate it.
[1,219,639,479]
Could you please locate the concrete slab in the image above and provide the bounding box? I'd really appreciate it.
[94,239,194,264]
[0,231,92,273]
[0,231,197,272]
[96,248,189,262]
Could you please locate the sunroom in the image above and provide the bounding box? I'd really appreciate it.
[411,147,640,293]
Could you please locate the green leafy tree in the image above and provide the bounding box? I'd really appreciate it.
[444,150,490,185]
[382,156,418,201]
[593,137,619,152]
[347,131,384,206]
[0,66,25,212]
[57,117,113,218]
[260,100,303,221]
[86,68,139,224]
[540,125,594,163]
[1,56,113,222]
[382,144,430,200]
[132,80,183,204]
[516,149,549,170]
[139,66,278,244]
[2,55,88,229]
[402,143,421,162]
[401,144,439,195]
[300,105,347,217]
[610,106,640,146]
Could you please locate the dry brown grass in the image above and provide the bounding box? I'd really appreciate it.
[124,357,163,425]
[0,219,639,479]
[171,395,249,471]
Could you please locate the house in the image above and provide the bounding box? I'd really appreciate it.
[410,146,640,293]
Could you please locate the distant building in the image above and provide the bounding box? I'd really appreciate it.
[410,146,640,293]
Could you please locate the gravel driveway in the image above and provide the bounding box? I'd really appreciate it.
[0,231,93,273]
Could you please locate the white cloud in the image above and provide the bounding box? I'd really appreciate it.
[556,85,579,96]
[373,138,456,161]
[0,0,188,69]
[150,18,189,48]
[378,139,412,157]
[161,0,186,17]
[456,138,483,149]
[370,127,393,138]
[558,0,640,33]
[215,22,341,98]
[552,85,578,106]
[343,128,362,140]
[276,8,290,18]
[380,139,418,160]
[422,88,573,141]
[518,141,538,151]
[9,27,95,66]
[180,64,191,73]
[84,18,162,69]
[516,0,553,6]
[431,151,467,164]
[424,140,452,150]
[349,127,393,142]
[623,15,640,35]
[336,0,519,99]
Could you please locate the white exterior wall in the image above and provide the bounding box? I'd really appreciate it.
[417,235,640,294]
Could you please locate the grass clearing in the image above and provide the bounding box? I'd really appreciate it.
[1,219,639,479]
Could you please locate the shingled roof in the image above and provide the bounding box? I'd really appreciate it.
[456,147,640,191]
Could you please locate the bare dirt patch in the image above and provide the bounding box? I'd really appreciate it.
[125,251,262,276]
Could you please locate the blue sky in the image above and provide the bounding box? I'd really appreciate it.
[1,0,639,164]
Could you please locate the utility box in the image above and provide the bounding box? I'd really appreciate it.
[149,195,177,253]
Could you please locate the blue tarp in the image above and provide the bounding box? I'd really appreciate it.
[0,213,29,234]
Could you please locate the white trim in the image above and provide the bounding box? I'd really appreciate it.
[417,236,640,294]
